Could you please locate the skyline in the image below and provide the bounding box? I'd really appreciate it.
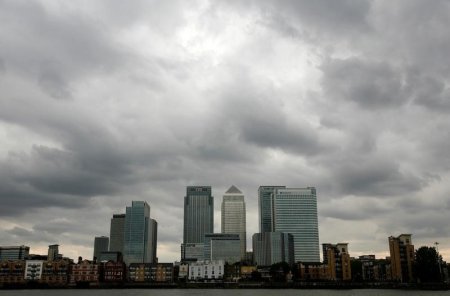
[1,0,450,263]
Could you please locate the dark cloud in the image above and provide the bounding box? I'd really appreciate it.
[321,58,410,109]
[1,0,450,262]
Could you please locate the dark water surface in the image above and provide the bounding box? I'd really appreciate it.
[0,290,449,296]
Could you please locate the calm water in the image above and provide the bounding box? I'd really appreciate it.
[0,290,449,296]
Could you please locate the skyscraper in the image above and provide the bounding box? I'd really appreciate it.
[252,232,294,266]
[109,214,125,253]
[258,186,286,233]
[273,187,320,262]
[221,185,246,259]
[182,186,214,261]
[123,201,157,264]
[47,244,59,261]
[93,236,109,261]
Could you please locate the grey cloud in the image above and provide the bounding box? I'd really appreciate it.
[321,58,410,109]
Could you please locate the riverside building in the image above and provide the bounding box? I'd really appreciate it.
[221,185,246,259]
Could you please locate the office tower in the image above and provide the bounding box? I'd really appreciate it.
[258,186,286,233]
[204,233,241,264]
[221,185,246,259]
[252,232,294,266]
[182,186,214,261]
[0,245,30,260]
[389,234,415,283]
[273,187,320,262]
[323,243,351,281]
[93,236,109,261]
[123,201,158,264]
[47,244,59,261]
[109,214,126,253]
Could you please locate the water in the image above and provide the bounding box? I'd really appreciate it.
[0,290,449,296]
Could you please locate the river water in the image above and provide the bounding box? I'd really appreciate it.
[0,290,449,296]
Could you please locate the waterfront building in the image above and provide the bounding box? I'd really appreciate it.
[41,259,69,286]
[123,201,158,264]
[221,185,247,259]
[252,232,294,266]
[128,263,151,282]
[150,263,174,283]
[273,187,320,262]
[47,244,60,261]
[69,259,100,286]
[182,186,214,261]
[0,245,30,261]
[323,243,351,281]
[109,214,126,253]
[204,233,241,264]
[389,234,414,283]
[298,262,328,281]
[373,258,392,281]
[93,236,109,262]
[359,255,376,281]
[0,260,26,285]
[188,260,224,282]
[102,261,126,282]
[258,186,285,233]
[24,260,44,281]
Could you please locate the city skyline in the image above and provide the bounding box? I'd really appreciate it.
[1,1,450,264]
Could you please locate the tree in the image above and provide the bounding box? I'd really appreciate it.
[414,246,442,283]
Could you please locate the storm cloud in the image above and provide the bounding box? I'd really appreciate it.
[1,0,450,261]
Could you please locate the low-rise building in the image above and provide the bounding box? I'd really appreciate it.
[128,263,151,282]
[298,262,328,281]
[41,259,69,286]
[69,259,100,286]
[359,255,376,281]
[0,260,26,285]
[188,260,224,282]
[151,263,174,283]
[24,260,44,281]
[102,261,126,283]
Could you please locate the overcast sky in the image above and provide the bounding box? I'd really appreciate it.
[1,0,450,263]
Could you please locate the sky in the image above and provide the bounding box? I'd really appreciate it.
[1,0,450,263]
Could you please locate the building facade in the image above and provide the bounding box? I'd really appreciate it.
[273,187,320,262]
[123,201,157,264]
[389,234,414,283]
[69,259,100,286]
[182,186,214,261]
[323,243,351,281]
[258,186,286,233]
[93,236,109,262]
[0,246,30,261]
[204,233,241,264]
[47,244,60,261]
[252,232,294,266]
[24,260,44,281]
[221,185,247,259]
[188,260,224,282]
[109,214,126,254]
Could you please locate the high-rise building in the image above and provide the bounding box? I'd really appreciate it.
[109,214,126,253]
[0,245,30,260]
[221,185,246,259]
[123,201,158,264]
[182,186,214,261]
[204,233,241,264]
[93,236,109,261]
[252,232,294,266]
[273,187,320,262]
[47,244,59,261]
[258,186,286,233]
[388,234,414,283]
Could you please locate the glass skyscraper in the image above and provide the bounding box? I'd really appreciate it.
[204,233,241,264]
[123,201,157,264]
[93,236,109,261]
[258,186,286,233]
[182,186,214,261]
[252,232,294,266]
[221,185,246,259]
[273,187,320,262]
[109,213,125,253]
